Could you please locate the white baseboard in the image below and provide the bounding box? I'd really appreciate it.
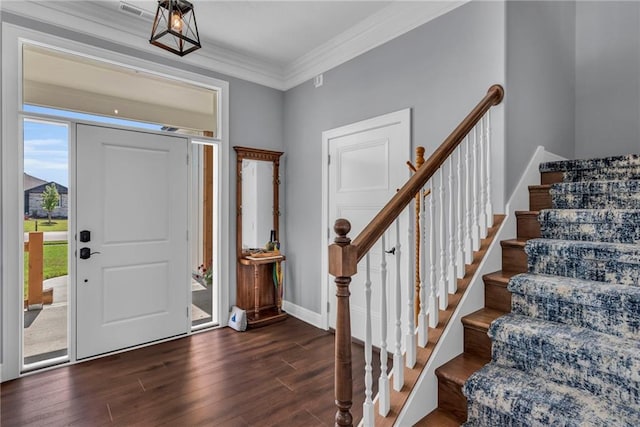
[282,300,323,329]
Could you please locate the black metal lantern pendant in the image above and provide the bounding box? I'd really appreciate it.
[150,0,201,57]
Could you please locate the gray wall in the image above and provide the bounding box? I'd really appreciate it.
[283,1,506,314]
[1,7,3,364]
[505,0,576,197]
[575,1,640,158]
[1,12,284,307]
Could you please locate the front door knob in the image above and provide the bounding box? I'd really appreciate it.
[79,248,101,259]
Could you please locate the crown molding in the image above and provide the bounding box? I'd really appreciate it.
[1,1,288,90]
[2,1,468,91]
[283,1,469,90]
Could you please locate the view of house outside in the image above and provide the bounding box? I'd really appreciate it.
[23,117,69,291]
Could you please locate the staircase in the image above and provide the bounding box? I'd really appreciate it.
[419,153,640,425]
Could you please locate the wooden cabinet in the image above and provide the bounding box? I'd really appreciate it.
[234,146,286,328]
[237,255,286,328]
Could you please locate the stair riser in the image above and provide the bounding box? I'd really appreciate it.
[511,293,639,340]
[484,282,511,313]
[540,171,563,185]
[516,214,540,239]
[438,378,467,424]
[464,327,492,360]
[529,188,552,211]
[501,246,527,273]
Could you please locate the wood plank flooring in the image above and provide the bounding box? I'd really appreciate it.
[1,317,379,426]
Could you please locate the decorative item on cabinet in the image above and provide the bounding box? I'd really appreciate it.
[234,146,287,328]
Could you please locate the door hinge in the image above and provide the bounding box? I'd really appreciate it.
[186,154,189,165]
[327,301,330,312]
[187,306,189,317]
[186,230,189,241]
[328,155,331,165]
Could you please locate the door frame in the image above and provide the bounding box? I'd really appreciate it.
[320,108,411,330]
[1,23,230,381]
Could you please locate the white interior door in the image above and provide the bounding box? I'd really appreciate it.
[76,124,189,359]
[326,109,410,345]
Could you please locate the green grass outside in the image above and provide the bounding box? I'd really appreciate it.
[23,241,68,299]
[24,219,68,232]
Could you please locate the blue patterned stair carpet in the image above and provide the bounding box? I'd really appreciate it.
[463,154,640,426]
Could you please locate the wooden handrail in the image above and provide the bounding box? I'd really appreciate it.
[352,84,504,261]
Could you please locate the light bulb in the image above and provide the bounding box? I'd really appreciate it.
[171,11,183,33]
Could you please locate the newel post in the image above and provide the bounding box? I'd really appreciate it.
[329,219,358,427]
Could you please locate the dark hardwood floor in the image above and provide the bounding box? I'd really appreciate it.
[1,317,379,426]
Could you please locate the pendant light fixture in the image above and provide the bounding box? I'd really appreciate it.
[150,0,201,57]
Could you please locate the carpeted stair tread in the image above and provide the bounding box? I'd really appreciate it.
[540,208,640,221]
[556,166,640,182]
[540,153,640,173]
[508,273,640,339]
[539,209,640,243]
[550,180,640,209]
[489,313,640,407]
[540,154,640,182]
[463,363,640,427]
[550,179,640,194]
[526,238,640,284]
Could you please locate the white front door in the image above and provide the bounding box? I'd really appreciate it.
[325,109,411,345]
[76,124,189,359]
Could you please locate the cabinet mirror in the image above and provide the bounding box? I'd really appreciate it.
[234,146,283,257]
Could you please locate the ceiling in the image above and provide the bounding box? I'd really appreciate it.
[111,1,392,67]
[1,1,467,89]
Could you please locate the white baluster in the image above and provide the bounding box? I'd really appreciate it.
[418,188,428,347]
[464,136,473,264]
[428,180,438,328]
[471,126,481,251]
[485,113,493,229]
[447,159,457,294]
[393,219,403,391]
[379,236,390,416]
[406,204,416,368]
[438,168,448,310]
[455,147,465,279]
[363,254,374,427]
[478,119,488,239]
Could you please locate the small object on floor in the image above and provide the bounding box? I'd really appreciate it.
[228,306,247,331]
